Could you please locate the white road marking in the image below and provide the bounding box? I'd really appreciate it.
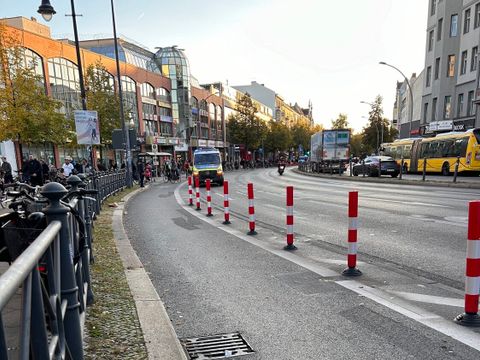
[389,291,465,308]
[336,280,480,352]
[263,204,285,211]
[214,192,235,201]
[173,183,480,353]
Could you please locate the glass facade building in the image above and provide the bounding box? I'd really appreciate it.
[154,47,191,142]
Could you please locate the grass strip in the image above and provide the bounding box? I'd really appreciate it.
[84,186,148,359]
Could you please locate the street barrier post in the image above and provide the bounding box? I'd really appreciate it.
[378,158,382,178]
[247,183,257,235]
[349,158,353,177]
[342,191,362,276]
[362,160,365,178]
[454,156,460,183]
[223,181,231,224]
[195,176,201,211]
[206,179,213,217]
[399,157,404,180]
[188,176,193,206]
[284,186,297,250]
[455,200,480,327]
[422,158,427,181]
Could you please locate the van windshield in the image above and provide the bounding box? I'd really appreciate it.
[194,153,220,167]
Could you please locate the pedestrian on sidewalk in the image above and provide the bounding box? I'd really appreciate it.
[23,155,42,186]
[62,157,75,177]
[1,156,13,184]
[137,160,145,187]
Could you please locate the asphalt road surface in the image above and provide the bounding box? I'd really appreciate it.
[124,168,480,359]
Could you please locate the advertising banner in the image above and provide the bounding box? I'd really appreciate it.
[74,110,100,145]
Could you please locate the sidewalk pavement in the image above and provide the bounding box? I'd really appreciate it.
[112,188,187,360]
[293,168,480,189]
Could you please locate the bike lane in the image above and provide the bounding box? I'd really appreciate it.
[124,182,479,359]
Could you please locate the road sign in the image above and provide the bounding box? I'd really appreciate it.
[74,110,100,145]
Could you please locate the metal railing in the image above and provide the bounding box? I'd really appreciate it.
[0,170,127,359]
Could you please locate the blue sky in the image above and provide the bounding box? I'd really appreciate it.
[4,0,428,132]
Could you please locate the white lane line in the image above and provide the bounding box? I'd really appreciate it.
[214,192,235,201]
[263,204,285,211]
[336,280,480,352]
[389,291,465,308]
[361,196,451,208]
[174,183,480,353]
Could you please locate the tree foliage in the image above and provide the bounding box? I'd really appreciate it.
[265,119,291,152]
[85,61,122,144]
[290,122,312,151]
[0,25,70,144]
[331,113,349,129]
[361,95,397,155]
[227,93,267,150]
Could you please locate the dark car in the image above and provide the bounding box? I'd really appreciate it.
[352,156,400,178]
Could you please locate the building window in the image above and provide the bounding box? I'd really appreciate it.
[437,18,443,41]
[467,91,475,115]
[48,57,81,115]
[434,57,440,79]
[432,97,437,121]
[457,93,464,117]
[156,88,171,103]
[431,0,436,16]
[476,3,480,28]
[428,30,434,52]
[450,14,458,37]
[121,76,139,130]
[461,50,468,75]
[144,120,157,137]
[160,122,173,136]
[464,8,471,34]
[443,96,452,119]
[426,66,432,87]
[447,55,455,77]
[142,103,156,136]
[423,102,429,123]
[140,83,155,99]
[472,46,478,72]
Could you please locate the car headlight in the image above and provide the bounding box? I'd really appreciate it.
[193,170,199,176]
[217,169,223,175]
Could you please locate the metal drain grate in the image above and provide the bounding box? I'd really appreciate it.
[181,332,254,359]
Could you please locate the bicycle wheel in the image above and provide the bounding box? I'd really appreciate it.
[163,174,169,182]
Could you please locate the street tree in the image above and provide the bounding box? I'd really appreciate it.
[0,25,69,144]
[265,119,292,152]
[227,93,267,150]
[84,61,122,145]
[290,122,311,152]
[331,113,349,129]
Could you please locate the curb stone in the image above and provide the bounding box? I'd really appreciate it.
[112,186,188,360]
[292,168,480,189]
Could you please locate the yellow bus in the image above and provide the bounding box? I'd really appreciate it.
[382,128,480,175]
[381,138,415,173]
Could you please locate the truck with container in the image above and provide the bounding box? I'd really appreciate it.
[309,129,351,173]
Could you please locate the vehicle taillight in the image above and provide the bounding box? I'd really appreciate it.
[467,152,472,165]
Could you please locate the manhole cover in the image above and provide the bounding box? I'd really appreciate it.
[181,332,254,359]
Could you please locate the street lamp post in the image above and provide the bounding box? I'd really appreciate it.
[379,61,414,137]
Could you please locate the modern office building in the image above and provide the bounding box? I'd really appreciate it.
[0,16,225,169]
[420,0,480,136]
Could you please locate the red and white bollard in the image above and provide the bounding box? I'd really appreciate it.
[247,183,257,235]
[188,176,193,206]
[284,186,296,250]
[206,179,213,217]
[223,181,231,224]
[455,200,480,326]
[342,191,361,276]
[195,176,201,211]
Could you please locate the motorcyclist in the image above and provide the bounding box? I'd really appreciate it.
[277,152,287,174]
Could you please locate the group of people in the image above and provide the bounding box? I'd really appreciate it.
[0,154,93,187]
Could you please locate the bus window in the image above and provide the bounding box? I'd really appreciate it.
[443,139,454,157]
[429,141,439,158]
[435,141,446,158]
[453,137,469,157]
[403,145,411,159]
[383,146,392,157]
[420,142,430,158]
[390,146,397,159]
